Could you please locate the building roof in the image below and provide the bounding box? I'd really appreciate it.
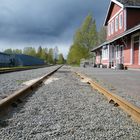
[15,54,44,66]
[0,52,10,56]
[104,0,140,25]
[91,23,140,52]
[117,0,140,6]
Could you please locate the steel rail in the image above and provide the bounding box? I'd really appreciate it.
[0,65,63,111]
[75,72,140,123]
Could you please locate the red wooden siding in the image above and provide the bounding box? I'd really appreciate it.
[127,8,140,30]
[101,59,109,66]
[94,1,140,69]
[95,51,101,64]
[107,11,125,40]
[106,3,125,41]
[133,42,139,65]
[110,4,121,19]
[123,36,131,64]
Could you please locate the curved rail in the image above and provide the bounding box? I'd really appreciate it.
[75,72,140,123]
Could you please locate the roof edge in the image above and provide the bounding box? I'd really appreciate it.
[112,0,124,8]
[91,24,140,52]
[103,0,124,26]
[125,6,140,8]
[91,42,107,52]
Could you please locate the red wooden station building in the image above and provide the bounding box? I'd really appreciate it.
[92,0,140,69]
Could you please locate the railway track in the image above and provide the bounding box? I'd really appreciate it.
[75,72,140,123]
[0,66,140,139]
[0,65,53,74]
[0,65,63,113]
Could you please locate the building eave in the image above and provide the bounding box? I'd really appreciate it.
[112,0,124,8]
[91,42,107,52]
[125,6,140,8]
[91,24,140,52]
[107,24,140,44]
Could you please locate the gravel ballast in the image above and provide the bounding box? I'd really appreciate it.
[0,65,59,100]
[72,67,140,108]
[0,66,140,140]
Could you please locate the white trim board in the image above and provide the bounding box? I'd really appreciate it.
[104,0,124,25]
[111,0,124,8]
[108,9,123,23]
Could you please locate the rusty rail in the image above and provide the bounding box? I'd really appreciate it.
[75,72,140,123]
[0,65,62,111]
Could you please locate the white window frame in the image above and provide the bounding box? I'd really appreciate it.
[116,45,120,58]
[119,12,123,29]
[111,20,114,35]
[102,46,108,60]
[115,15,119,32]
[131,33,140,65]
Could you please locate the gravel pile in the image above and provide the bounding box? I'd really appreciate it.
[0,65,59,100]
[72,67,140,108]
[0,66,140,140]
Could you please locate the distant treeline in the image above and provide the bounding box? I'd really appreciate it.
[3,46,65,64]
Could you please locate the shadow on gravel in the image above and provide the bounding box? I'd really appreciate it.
[0,90,37,128]
[57,70,71,74]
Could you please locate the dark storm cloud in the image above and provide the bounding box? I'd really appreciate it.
[0,0,110,44]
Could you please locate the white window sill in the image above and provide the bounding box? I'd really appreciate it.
[102,58,108,60]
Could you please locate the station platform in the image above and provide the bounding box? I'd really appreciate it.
[73,67,140,108]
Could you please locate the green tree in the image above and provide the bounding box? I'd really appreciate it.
[48,48,54,64]
[97,26,107,45]
[40,48,48,62]
[13,49,22,54]
[67,14,97,65]
[67,44,89,65]
[3,48,13,54]
[74,14,98,53]
[57,53,65,64]
[23,47,36,57]
[37,46,43,58]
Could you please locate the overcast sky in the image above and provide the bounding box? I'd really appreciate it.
[0,0,110,57]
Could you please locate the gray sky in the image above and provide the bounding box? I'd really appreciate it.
[0,0,110,57]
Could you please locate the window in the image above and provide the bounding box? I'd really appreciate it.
[111,20,114,35]
[116,45,120,58]
[134,36,139,43]
[115,16,119,32]
[102,46,108,59]
[119,13,123,29]
[110,20,113,35]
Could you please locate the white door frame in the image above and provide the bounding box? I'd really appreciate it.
[131,32,140,65]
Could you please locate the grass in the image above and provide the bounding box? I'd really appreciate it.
[0,65,47,71]
[16,80,26,84]
[0,66,33,70]
[69,64,80,67]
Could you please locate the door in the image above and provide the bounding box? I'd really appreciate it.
[133,36,139,65]
[120,46,123,64]
[111,46,115,66]
[133,42,139,65]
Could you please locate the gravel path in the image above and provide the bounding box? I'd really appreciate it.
[0,66,140,140]
[0,65,59,100]
[72,67,140,108]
